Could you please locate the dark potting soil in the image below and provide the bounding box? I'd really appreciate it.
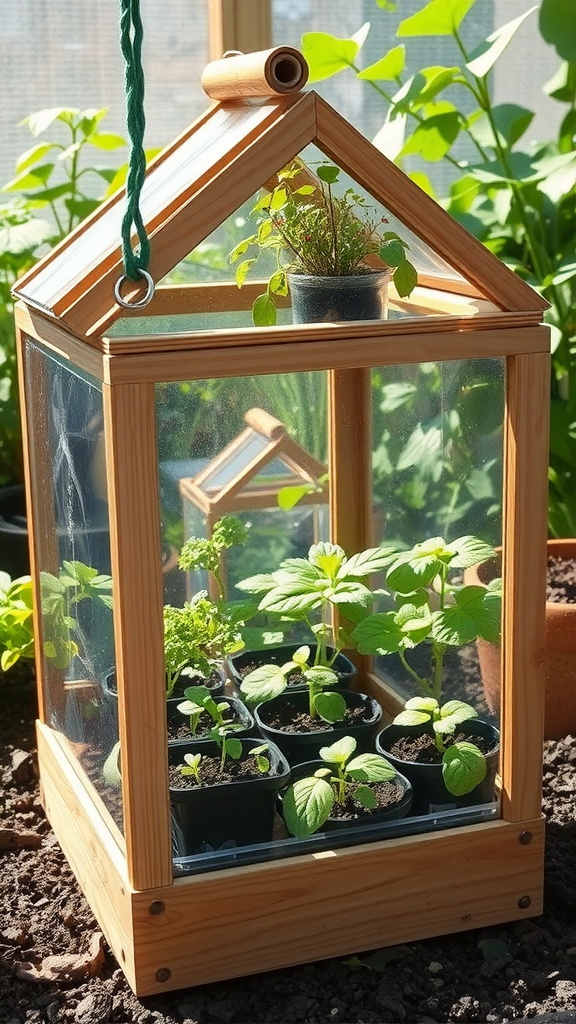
[168,750,268,789]
[261,699,372,735]
[547,556,576,604]
[390,728,497,766]
[2,660,576,1024]
[329,779,407,821]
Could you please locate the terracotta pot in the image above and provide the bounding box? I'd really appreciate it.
[467,539,576,741]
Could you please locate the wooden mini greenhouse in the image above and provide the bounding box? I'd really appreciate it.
[14,73,550,996]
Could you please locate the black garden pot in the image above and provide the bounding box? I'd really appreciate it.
[255,689,382,766]
[229,644,357,693]
[280,759,414,835]
[169,737,290,856]
[376,719,500,815]
[167,693,254,748]
[288,270,391,324]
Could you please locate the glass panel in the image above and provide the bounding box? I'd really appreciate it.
[23,340,121,833]
[369,357,504,712]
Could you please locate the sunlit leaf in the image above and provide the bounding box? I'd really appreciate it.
[358,46,405,82]
[442,741,487,795]
[466,7,538,78]
[301,30,364,83]
[398,0,476,37]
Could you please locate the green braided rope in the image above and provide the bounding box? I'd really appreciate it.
[119,0,150,281]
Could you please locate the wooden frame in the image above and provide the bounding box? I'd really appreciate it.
[14,84,550,997]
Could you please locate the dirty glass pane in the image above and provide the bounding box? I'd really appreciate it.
[23,340,121,834]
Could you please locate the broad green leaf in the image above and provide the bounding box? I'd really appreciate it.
[236,573,275,594]
[259,585,320,616]
[102,742,122,788]
[394,709,431,726]
[239,663,287,704]
[330,581,374,607]
[269,186,287,212]
[441,699,478,724]
[400,112,461,161]
[449,535,496,569]
[535,152,576,203]
[252,293,276,327]
[301,30,364,83]
[466,7,538,78]
[442,741,487,796]
[305,665,338,690]
[405,696,438,712]
[269,269,288,296]
[347,753,396,782]
[395,423,442,476]
[21,107,78,136]
[469,104,534,150]
[309,541,346,577]
[277,483,315,510]
[225,737,243,760]
[398,0,476,37]
[353,611,404,655]
[431,586,501,646]
[320,735,357,764]
[544,61,576,102]
[358,46,405,82]
[380,382,417,413]
[380,239,406,267]
[539,0,576,63]
[317,165,340,184]
[88,132,126,151]
[314,690,347,723]
[182,684,211,705]
[417,67,461,106]
[15,143,57,174]
[2,164,54,192]
[338,546,397,579]
[394,260,418,298]
[407,170,436,197]
[283,775,334,837]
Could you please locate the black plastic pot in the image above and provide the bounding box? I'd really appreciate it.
[255,689,382,766]
[167,694,254,749]
[229,644,357,693]
[101,664,228,742]
[169,736,290,856]
[376,719,500,815]
[288,270,391,324]
[280,758,413,834]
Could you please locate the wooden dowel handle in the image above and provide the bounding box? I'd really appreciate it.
[244,407,286,440]
[201,47,309,101]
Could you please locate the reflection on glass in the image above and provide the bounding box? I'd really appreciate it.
[23,341,121,833]
[369,358,504,723]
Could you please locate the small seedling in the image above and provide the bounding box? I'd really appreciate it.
[282,735,397,838]
[180,739,270,781]
[176,685,240,737]
[239,643,346,722]
[394,696,487,796]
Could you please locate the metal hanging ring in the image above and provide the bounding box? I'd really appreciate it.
[114,269,155,309]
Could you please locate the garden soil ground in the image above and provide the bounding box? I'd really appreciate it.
[1,664,575,1024]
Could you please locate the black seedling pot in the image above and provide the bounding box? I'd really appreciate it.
[167,693,254,749]
[376,719,500,815]
[255,689,382,766]
[169,737,290,857]
[230,644,356,692]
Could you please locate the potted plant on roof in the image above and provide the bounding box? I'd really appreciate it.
[281,735,413,839]
[234,540,393,763]
[169,730,290,857]
[230,159,418,326]
[352,535,501,813]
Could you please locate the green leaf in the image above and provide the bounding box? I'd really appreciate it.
[305,665,338,691]
[539,0,576,63]
[283,775,334,837]
[252,293,276,327]
[224,737,243,760]
[15,143,57,174]
[355,784,377,809]
[394,709,431,727]
[469,104,534,150]
[337,546,397,579]
[314,690,347,723]
[269,269,288,296]
[466,7,538,78]
[239,663,287,704]
[259,585,320,616]
[347,753,396,782]
[21,107,78,137]
[440,699,478,725]
[88,132,126,151]
[0,216,51,256]
[301,30,364,83]
[449,535,496,569]
[2,165,55,192]
[358,46,405,81]
[319,735,357,764]
[353,611,403,655]
[394,260,418,298]
[398,0,476,37]
[406,696,438,713]
[235,258,255,287]
[442,741,487,796]
[317,165,340,185]
[400,111,461,161]
[236,573,275,594]
[407,171,436,198]
[277,483,316,510]
[431,585,501,646]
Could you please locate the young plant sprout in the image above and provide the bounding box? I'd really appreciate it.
[176,685,239,737]
[180,739,270,781]
[394,697,488,796]
[239,644,347,723]
[178,515,248,601]
[163,593,244,699]
[237,539,393,671]
[282,735,397,838]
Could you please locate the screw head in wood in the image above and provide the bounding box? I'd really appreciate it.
[519,831,533,845]
[518,895,532,909]
[155,967,171,983]
[149,901,165,915]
